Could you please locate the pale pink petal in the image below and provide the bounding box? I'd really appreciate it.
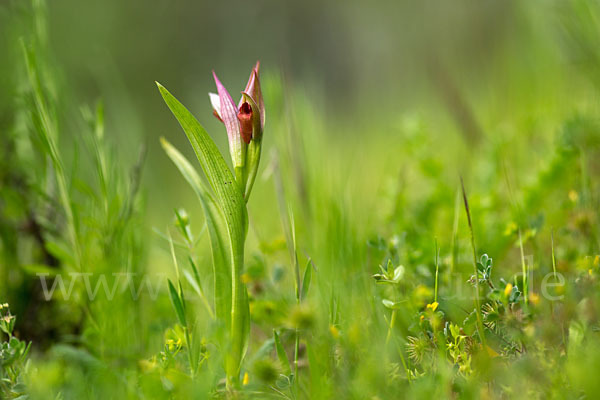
[213,71,244,166]
[213,71,240,142]
[209,92,222,120]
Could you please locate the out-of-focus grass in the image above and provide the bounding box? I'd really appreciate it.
[1,0,600,398]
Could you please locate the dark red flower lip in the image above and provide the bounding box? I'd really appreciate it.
[237,102,253,144]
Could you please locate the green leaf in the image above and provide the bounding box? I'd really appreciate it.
[183,261,215,320]
[462,310,477,335]
[568,321,585,354]
[156,85,246,234]
[273,330,292,376]
[178,280,186,312]
[301,258,313,302]
[449,323,461,340]
[21,264,58,276]
[45,240,75,268]
[188,256,202,287]
[161,137,230,327]
[168,279,187,328]
[183,268,203,298]
[382,299,403,310]
[157,84,249,379]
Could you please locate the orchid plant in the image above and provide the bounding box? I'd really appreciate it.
[157,62,264,389]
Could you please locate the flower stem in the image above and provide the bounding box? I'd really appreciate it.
[386,309,397,345]
[518,229,528,306]
[460,177,487,347]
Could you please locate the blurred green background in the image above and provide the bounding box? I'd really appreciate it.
[2,0,591,225]
[0,0,584,225]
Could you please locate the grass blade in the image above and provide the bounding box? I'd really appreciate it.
[22,41,82,271]
[460,177,487,347]
[518,229,528,306]
[301,258,313,302]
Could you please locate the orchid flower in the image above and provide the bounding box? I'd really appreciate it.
[209,62,265,197]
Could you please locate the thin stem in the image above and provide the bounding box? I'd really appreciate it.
[394,337,412,384]
[518,229,528,306]
[225,204,247,389]
[184,326,195,379]
[386,309,397,345]
[551,228,557,279]
[294,328,300,395]
[434,238,439,304]
[273,154,302,393]
[227,239,245,389]
[460,177,487,347]
[550,229,566,350]
[450,190,460,276]
[290,213,301,396]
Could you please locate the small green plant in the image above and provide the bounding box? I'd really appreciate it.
[271,163,316,398]
[157,62,264,389]
[0,304,31,399]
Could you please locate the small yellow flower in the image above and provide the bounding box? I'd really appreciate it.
[504,283,513,297]
[594,255,599,267]
[166,339,175,352]
[420,315,425,322]
[139,358,158,373]
[524,324,535,337]
[569,190,579,203]
[426,302,438,312]
[529,292,540,306]
[504,222,518,236]
[329,324,340,339]
[242,372,249,386]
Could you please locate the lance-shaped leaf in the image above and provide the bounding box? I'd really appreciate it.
[168,279,187,328]
[273,330,292,376]
[161,137,230,326]
[157,82,250,380]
